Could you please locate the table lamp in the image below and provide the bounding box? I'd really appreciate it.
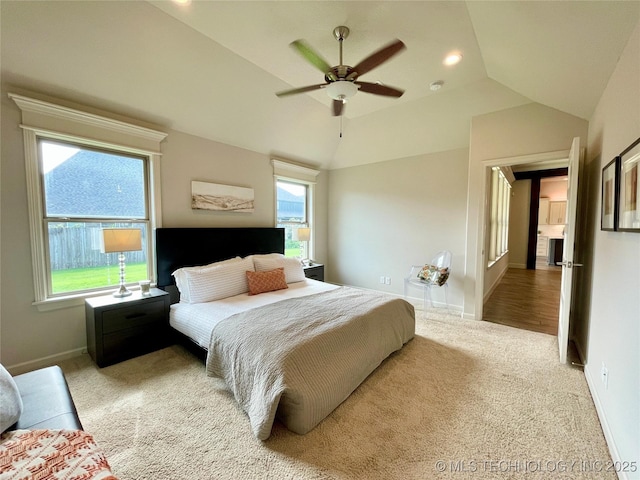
[296,227,311,265]
[102,228,142,297]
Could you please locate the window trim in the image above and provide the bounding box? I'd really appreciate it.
[487,166,512,268]
[276,179,311,259]
[10,93,167,310]
[272,159,320,260]
[276,179,309,226]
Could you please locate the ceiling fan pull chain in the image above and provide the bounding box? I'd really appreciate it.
[340,115,343,138]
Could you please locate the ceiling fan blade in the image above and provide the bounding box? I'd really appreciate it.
[276,83,327,97]
[332,99,344,116]
[355,81,404,98]
[352,39,406,78]
[290,40,333,75]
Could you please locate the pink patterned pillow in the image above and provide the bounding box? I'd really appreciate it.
[246,268,288,295]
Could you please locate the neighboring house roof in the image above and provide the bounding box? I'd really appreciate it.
[44,150,146,219]
[276,186,304,221]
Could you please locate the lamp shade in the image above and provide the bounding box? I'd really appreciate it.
[102,228,142,253]
[296,227,311,242]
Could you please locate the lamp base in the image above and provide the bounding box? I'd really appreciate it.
[112,252,132,297]
[112,284,132,298]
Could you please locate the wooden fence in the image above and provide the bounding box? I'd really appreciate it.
[48,225,147,270]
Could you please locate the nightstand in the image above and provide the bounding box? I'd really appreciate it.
[303,263,324,282]
[85,288,171,367]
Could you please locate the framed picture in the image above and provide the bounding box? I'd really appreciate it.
[601,157,619,231]
[191,181,254,213]
[617,137,640,232]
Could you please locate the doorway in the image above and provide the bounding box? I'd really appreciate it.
[470,138,582,364]
[482,165,567,335]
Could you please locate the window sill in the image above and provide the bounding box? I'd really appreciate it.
[486,250,509,270]
[33,287,145,312]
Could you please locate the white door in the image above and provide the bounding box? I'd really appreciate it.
[558,137,581,363]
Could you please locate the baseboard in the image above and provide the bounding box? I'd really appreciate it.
[337,283,464,317]
[7,347,86,376]
[403,294,463,314]
[508,263,527,269]
[584,365,628,480]
[483,267,509,303]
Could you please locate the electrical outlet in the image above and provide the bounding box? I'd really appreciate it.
[379,276,385,284]
[385,276,391,285]
[601,362,608,389]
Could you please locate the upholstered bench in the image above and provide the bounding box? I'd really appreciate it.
[11,365,83,431]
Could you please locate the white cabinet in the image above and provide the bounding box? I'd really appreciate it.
[536,236,549,257]
[538,198,550,225]
[549,201,567,224]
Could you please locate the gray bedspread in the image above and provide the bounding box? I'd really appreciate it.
[205,286,415,440]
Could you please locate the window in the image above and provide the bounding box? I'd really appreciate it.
[276,180,309,258]
[40,139,149,296]
[488,167,512,265]
[272,159,320,261]
[11,93,166,308]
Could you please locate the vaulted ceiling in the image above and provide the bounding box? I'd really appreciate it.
[1,1,638,170]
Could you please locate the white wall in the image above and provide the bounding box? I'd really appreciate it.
[0,91,328,371]
[159,128,329,270]
[582,19,639,472]
[327,148,468,309]
[465,103,589,319]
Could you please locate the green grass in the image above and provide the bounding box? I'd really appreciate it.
[51,263,148,294]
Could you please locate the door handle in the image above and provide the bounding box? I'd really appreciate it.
[560,261,584,268]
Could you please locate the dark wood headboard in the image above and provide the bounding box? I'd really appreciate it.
[155,227,285,302]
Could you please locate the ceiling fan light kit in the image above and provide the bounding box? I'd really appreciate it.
[326,81,359,101]
[275,25,406,119]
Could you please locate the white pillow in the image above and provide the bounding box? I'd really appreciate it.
[179,256,255,304]
[245,253,284,264]
[172,256,241,303]
[0,364,22,432]
[253,256,306,284]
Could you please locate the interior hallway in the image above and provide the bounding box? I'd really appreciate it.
[483,259,562,336]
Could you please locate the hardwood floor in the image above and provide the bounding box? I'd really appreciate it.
[483,262,561,335]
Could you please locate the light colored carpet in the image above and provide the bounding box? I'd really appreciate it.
[59,310,613,479]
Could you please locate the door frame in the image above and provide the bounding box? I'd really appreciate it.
[512,167,569,269]
[474,149,570,323]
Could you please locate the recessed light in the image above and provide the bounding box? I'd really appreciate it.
[443,52,463,66]
[430,80,444,91]
[172,0,191,5]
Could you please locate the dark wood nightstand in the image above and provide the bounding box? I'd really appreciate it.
[85,288,171,367]
[303,263,324,282]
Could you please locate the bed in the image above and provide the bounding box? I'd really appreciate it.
[156,227,415,440]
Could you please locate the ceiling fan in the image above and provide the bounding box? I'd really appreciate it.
[276,26,406,116]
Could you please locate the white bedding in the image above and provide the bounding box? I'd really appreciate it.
[170,278,339,348]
